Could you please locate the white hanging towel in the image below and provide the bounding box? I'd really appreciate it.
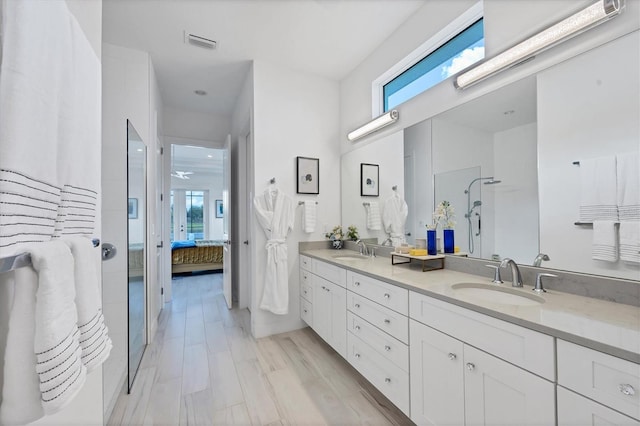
[0,241,86,424]
[579,156,619,222]
[383,193,408,247]
[254,186,296,315]
[592,221,618,262]
[63,237,112,371]
[619,221,640,264]
[365,201,382,230]
[616,152,640,221]
[302,201,317,233]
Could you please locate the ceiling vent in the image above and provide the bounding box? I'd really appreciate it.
[184,32,217,50]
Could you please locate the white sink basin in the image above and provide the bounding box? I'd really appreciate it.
[451,283,544,306]
[332,254,368,261]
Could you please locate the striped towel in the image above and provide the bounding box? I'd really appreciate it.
[579,156,619,222]
[619,221,640,264]
[366,202,382,230]
[592,221,618,262]
[616,152,640,221]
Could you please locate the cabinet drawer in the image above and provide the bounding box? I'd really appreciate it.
[300,272,313,303]
[300,298,312,327]
[348,292,408,344]
[347,271,408,315]
[300,255,312,271]
[347,332,410,416]
[558,340,640,420]
[558,386,640,425]
[347,311,408,372]
[409,291,554,380]
[312,259,346,287]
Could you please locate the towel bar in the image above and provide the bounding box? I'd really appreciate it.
[0,238,100,274]
[297,201,318,205]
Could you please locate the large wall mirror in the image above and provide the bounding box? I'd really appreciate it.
[341,30,639,281]
[127,120,147,390]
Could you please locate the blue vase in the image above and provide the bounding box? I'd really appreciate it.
[426,230,437,255]
[443,229,455,253]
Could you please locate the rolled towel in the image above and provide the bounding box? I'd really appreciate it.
[619,221,640,264]
[63,237,112,371]
[616,152,640,221]
[302,201,316,233]
[366,202,382,230]
[592,220,618,262]
[579,156,619,222]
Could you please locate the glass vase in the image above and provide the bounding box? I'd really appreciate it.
[443,229,455,253]
[426,229,437,255]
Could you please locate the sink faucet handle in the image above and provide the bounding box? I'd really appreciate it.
[485,265,503,284]
[534,273,557,293]
[370,247,376,258]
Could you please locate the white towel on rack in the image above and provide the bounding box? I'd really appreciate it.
[619,221,640,264]
[616,152,640,221]
[302,201,317,233]
[0,241,86,424]
[365,201,382,230]
[63,237,112,371]
[579,156,619,222]
[592,221,618,262]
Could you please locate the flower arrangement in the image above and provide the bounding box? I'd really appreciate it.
[433,200,456,229]
[325,225,343,241]
[346,225,359,241]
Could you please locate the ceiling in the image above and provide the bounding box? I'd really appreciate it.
[102,0,426,116]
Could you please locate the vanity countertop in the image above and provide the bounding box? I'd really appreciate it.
[300,249,640,364]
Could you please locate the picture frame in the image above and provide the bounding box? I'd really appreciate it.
[296,156,319,194]
[215,199,223,218]
[360,163,379,197]
[128,198,138,219]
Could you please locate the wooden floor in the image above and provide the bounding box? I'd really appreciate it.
[108,272,412,426]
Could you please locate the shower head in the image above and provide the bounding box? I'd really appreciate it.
[484,179,501,185]
[465,176,499,193]
[472,200,482,207]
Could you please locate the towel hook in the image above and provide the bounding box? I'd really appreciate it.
[270,177,276,184]
[392,185,398,191]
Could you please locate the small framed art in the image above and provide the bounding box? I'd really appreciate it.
[296,156,319,194]
[215,199,223,218]
[360,163,379,197]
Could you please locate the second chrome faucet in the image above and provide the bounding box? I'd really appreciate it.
[499,258,523,288]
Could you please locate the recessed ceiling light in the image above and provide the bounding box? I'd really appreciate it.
[194,90,207,96]
[136,148,143,152]
[207,154,213,158]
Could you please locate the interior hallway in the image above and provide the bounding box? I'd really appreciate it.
[108,273,411,425]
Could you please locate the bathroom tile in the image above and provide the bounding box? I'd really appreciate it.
[208,350,244,410]
[181,343,210,395]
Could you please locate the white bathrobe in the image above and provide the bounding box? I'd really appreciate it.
[383,192,408,247]
[254,187,296,315]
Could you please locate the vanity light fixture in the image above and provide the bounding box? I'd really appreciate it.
[348,110,399,142]
[455,0,623,89]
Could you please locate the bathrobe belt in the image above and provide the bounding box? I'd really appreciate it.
[266,238,286,249]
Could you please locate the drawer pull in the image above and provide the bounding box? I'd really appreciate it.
[355,303,360,308]
[303,274,307,279]
[321,286,326,290]
[303,290,307,294]
[619,384,636,396]
[354,325,361,331]
[466,363,475,371]
[355,353,361,359]
[303,309,308,313]
[385,378,391,384]
[383,293,390,299]
[384,345,391,352]
[448,353,457,360]
[325,288,330,292]
[354,281,361,286]
[384,319,391,324]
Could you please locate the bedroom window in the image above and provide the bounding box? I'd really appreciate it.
[170,189,209,241]
[185,191,205,240]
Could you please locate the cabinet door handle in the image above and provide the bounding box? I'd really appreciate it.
[384,345,391,352]
[321,286,326,290]
[354,325,360,331]
[303,290,307,294]
[303,274,307,279]
[385,378,391,384]
[384,319,391,324]
[383,293,390,299]
[466,363,475,371]
[325,287,330,292]
[355,303,360,308]
[355,353,361,358]
[303,309,308,313]
[354,281,360,286]
[448,353,457,360]
[619,384,636,396]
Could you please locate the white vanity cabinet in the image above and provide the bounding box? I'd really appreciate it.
[409,292,555,426]
[557,339,640,424]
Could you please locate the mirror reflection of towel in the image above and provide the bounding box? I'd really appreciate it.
[366,202,381,230]
[592,221,618,262]
[302,201,316,233]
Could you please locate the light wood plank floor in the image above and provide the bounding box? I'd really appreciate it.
[108,273,413,426]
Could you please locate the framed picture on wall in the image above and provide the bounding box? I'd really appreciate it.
[360,163,379,197]
[215,199,223,218]
[128,198,138,219]
[296,156,319,194]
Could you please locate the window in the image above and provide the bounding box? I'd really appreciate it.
[373,3,484,114]
[185,191,205,240]
[170,189,207,241]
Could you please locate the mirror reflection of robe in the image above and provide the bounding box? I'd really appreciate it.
[383,192,408,247]
[254,187,295,315]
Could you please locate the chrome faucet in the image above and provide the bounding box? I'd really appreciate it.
[500,258,523,288]
[380,236,393,247]
[355,239,369,256]
[533,253,550,267]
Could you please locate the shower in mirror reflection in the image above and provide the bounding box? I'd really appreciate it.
[464,177,501,253]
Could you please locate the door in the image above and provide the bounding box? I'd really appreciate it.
[327,281,347,358]
[311,275,331,342]
[409,320,464,426]
[222,134,232,309]
[463,345,555,426]
[558,386,640,426]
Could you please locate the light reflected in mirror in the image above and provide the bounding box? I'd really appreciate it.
[341,31,639,281]
[127,120,146,391]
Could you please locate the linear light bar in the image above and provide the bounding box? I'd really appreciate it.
[348,110,399,141]
[455,0,623,89]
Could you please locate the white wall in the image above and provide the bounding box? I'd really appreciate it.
[538,31,640,280]
[493,122,538,263]
[341,131,405,243]
[251,60,340,338]
[164,106,231,143]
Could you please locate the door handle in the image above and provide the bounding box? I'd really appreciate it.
[224,240,231,245]
[243,240,249,245]
[102,243,117,261]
